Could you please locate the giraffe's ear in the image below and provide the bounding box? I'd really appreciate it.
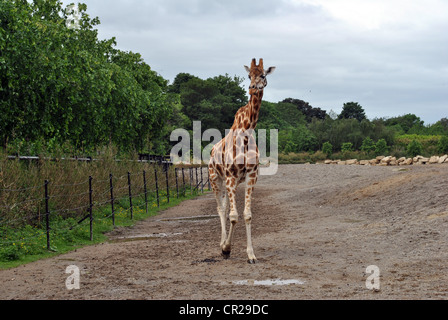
[244,65,251,74]
[266,67,276,75]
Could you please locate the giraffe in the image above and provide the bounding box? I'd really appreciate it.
[208,58,275,264]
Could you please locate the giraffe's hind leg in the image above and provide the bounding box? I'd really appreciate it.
[209,166,229,258]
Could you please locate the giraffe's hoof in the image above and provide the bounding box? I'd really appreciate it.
[222,250,231,259]
[247,259,257,264]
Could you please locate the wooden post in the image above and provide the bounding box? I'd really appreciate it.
[165,166,170,204]
[44,180,50,250]
[89,176,93,241]
[109,173,115,227]
[127,172,133,219]
[154,166,160,208]
[143,170,148,215]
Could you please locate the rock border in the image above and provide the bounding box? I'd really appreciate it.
[323,155,448,166]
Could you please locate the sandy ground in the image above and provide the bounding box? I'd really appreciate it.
[1,163,448,300]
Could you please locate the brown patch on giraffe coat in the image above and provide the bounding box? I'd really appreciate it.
[243,119,250,130]
[216,165,224,177]
[227,164,239,177]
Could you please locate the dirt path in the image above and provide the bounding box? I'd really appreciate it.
[1,164,448,300]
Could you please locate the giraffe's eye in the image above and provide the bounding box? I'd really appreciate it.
[248,75,251,80]
[261,75,266,79]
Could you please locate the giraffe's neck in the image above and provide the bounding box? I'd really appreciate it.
[230,89,263,131]
[246,89,263,129]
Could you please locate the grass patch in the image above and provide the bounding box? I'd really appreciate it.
[0,190,205,269]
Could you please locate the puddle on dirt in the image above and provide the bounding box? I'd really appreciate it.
[232,279,305,286]
[158,215,219,222]
[109,232,182,243]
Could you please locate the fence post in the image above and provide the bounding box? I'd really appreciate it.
[195,167,198,193]
[127,172,133,219]
[154,166,160,208]
[89,176,93,241]
[182,168,185,196]
[109,173,115,227]
[208,167,211,191]
[175,168,179,199]
[200,166,204,193]
[190,167,192,194]
[143,170,148,215]
[44,180,50,251]
[165,166,170,204]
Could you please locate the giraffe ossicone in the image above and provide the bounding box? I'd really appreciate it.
[208,58,275,264]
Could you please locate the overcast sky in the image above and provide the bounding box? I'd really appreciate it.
[62,0,448,124]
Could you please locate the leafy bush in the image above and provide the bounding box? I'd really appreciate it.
[341,142,354,159]
[438,135,448,154]
[322,142,333,158]
[396,134,440,149]
[341,142,354,152]
[407,140,423,157]
[283,141,298,154]
[0,244,20,261]
[310,151,327,162]
[278,152,311,164]
[375,139,389,156]
[360,137,375,153]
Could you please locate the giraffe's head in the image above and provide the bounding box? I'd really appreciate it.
[244,58,275,91]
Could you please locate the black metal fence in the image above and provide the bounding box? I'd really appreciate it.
[0,162,210,253]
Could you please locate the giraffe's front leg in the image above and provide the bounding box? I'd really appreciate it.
[244,209,256,264]
[218,189,228,250]
[244,176,257,264]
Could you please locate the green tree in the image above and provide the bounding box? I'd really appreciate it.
[282,98,326,122]
[338,102,366,122]
[258,101,288,130]
[375,139,389,156]
[292,126,318,152]
[168,73,196,94]
[428,118,448,136]
[0,0,173,154]
[177,74,247,134]
[407,140,423,157]
[385,114,424,134]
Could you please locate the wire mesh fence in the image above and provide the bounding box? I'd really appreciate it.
[0,161,210,260]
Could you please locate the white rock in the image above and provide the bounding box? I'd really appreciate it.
[429,156,439,164]
[438,155,447,164]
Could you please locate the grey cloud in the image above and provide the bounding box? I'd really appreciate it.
[60,0,447,123]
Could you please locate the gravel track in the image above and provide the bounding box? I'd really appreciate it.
[1,164,448,300]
